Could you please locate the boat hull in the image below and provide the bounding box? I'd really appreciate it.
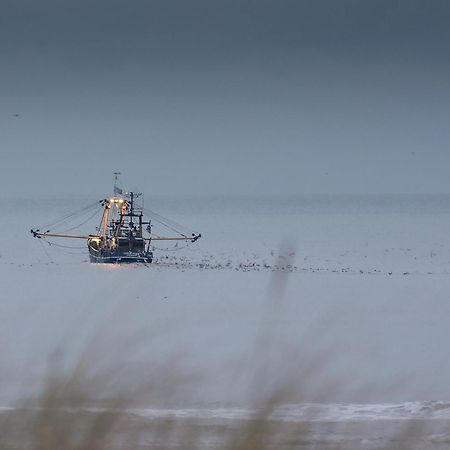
[88,246,153,264]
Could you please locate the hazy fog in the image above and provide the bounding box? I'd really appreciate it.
[1,0,450,197]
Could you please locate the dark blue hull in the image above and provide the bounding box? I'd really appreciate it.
[88,246,153,264]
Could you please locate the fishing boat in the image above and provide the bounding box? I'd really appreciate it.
[31,174,201,264]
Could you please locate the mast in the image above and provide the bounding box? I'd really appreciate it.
[113,172,122,196]
[130,191,134,223]
[102,203,110,238]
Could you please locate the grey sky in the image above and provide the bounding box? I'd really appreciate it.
[1,0,450,196]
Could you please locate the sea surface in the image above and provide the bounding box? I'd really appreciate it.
[2,194,450,448]
[3,193,450,274]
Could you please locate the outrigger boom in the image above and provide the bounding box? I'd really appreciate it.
[30,231,99,240]
[30,231,201,242]
[31,176,201,264]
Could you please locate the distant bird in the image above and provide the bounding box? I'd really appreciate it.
[13,114,19,117]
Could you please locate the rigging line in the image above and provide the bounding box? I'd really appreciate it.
[142,207,195,235]
[151,242,191,252]
[38,202,98,229]
[143,212,193,237]
[59,207,102,233]
[47,244,86,255]
[47,241,86,250]
[148,217,187,237]
[36,201,101,231]
[151,212,196,234]
[56,210,100,234]
[39,239,54,263]
[51,201,102,229]
[142,207,186,229]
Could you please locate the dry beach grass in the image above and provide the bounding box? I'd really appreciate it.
[0,349,440,450]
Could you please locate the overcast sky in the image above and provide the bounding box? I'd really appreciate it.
[1,0,450,196]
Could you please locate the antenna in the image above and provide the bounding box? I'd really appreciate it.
[113,172,123,196]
